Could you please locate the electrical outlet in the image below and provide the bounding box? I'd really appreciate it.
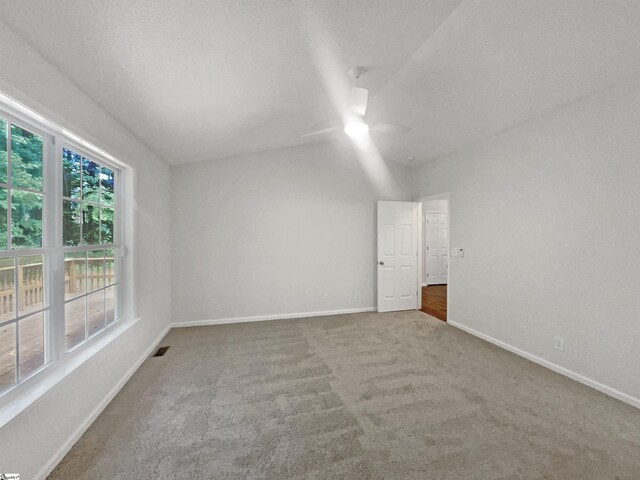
[212,301,220,311]
[323,294,329,304]
[520,325,527,337]
[554,336,564,352]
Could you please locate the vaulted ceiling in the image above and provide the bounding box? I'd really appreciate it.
[2,1,640,166]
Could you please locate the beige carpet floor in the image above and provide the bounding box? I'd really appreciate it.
[48,311,640,479]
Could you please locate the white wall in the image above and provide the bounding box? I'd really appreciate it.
[171,141,416,323]
[415,78,640,405]
[0,21,172,478]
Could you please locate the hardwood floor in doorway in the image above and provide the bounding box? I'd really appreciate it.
[421,285,447,321]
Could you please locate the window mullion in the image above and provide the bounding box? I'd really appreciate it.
[6,122,12,249]
[13,259,19,383]
[49,136,65,362]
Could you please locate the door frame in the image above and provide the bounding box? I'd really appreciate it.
[416,193,450,312]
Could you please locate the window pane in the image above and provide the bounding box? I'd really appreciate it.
[82,204,100,245]
[100,166,114,206]
[65,251,86,300]
[65,296,85,350]
[101,207,114,243]
[105,248,116,286]
[0,258,15,323]
[63,200,81,246]
[87,290,105,337]
[0,118,7,184]
[0,322,16,392]
[0,187,7,250]
[105,286,116,325]
[11,190,42,248]
[62,148,81,199]
[18,255,44,316]
[11,124,43,191]
[19,312,44,379]
[82,157,100,202]
[87,250,104,291]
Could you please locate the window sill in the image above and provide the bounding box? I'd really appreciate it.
[0,315,141,430]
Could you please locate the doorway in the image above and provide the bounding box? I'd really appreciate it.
[418,194,449,321]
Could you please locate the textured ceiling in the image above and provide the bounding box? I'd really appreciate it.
[2,1,640,166]
[368,0,640,165]
[0,0,461,164]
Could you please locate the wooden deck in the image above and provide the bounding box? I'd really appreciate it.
[0,287,116,392]
[0,257,116,391]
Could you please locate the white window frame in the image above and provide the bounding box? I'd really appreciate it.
[0,109,54,386]
[56,139,123,353]
[0,91,136,428]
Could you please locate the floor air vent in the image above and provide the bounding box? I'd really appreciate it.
[153,346,170,357]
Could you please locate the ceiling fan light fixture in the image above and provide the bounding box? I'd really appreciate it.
[349,86,369,117]
[344,120,369,138]
[301,67,409,139]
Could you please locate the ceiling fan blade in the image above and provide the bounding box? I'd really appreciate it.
[300,126,339,138]
[349,87,368,117]
[370,123,411,134]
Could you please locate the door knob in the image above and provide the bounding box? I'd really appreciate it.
[378,261,384,265]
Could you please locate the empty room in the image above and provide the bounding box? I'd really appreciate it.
[0,1,639,479]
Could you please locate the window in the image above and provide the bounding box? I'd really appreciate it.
[0,104,124,396]
[0,118,47,393]
[62,148,119,350]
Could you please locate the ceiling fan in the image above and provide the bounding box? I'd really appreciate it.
[302,68,410,139]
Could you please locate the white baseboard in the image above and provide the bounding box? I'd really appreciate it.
[172,307,376,328]
[36,322,172,480]
[448,320,640,410]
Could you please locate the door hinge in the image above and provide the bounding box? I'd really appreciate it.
[427,246,429,250]
[427,273,430,277]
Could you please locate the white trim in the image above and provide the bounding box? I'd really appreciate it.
[416,202,423,310]
[172,307,376,328]
[35,320,171,480]
[448,320,640,410]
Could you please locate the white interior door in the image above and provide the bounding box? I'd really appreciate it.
[426,212,448,285]
[377,201,419,312]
